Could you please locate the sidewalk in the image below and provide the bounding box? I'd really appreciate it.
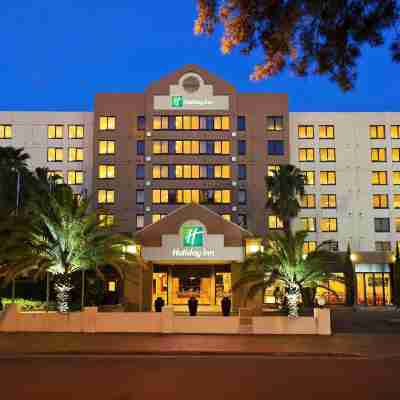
[1,333,400,358]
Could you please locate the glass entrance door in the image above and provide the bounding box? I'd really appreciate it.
[356,272,392,306]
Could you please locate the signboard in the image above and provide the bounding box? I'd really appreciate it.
[171,96,214,108]
[182,225,205,247]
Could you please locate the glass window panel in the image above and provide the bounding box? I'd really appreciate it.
[222,141,230,155]
[393,148,400,162]
[391,126,400,139]
[175,116,183,130]
[183,116,191,130]
[222,116,230,130]
[192,116,199,130]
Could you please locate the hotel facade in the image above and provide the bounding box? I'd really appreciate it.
[1,65,399,310]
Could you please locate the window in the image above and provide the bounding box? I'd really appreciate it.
[302,171,315,185]
[375,241,391,251]
[391,125,400,139]
[136,215,144,229]
[267,116,283,131]
[301,194,316,209]
[320,218,337,232]
[136,165,145,179]
[68,125,84,139]
[214,165,231,179]
[99,116,116,130]
[396,218,400,233]
[152,165,169,179]
[221,214,231,222]
[48,125,63,139]
[299,148,315,161]
[319,125,335,139]
[152,115,230,131]
[298,125,314,139]
[393,148,400,162]
[137,116,146,130]
[238,214,247,228]
[267,165,280,177]
[152,214,166,224]
[326,241,339,252]
[320,148,336,162]
[393,171,400,185]
[153,141,168,154]
[67,170,84,185]
[152,190,169,204]
[371,171,387,185]
[237,116,246,131]
[0,124,12,139]
[98,190,115,204]
[268,215,283,230]
[303,241,317,254]
[99,214,114,228]
[238,189,247,205]
[68,148,84,162]
[238,165,247,180]
[177,189,201,204]
[393,194,400,209]
[301,217,316,232]
[99,140,115,155]
[320,171,336,185]
[137,140,145,155]
[47,171,64,184]
[267,140,284,156]
[374,218,390,232]
[98,165,115,179]
[369,125,385,139]
[371,148,386,162]
[373,194,389,209]
[238,140,246,155]
[214,190,231,204]
[47,148,63,162]
[136,190,145,204]
[320,194,337,209]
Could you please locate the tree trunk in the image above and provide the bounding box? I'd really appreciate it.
[286,282,301,318]
[54,273,73,313]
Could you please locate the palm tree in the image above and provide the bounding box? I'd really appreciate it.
[234,230,341,318]
[0,186,140,312]
[266,164,305,233]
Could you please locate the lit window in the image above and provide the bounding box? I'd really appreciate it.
[320,194,336,209]
[214,190,231,204]
[99,116,116,130]
[221,141,230,155]
[48,125,63,139]
[369,125,385,139]
[391,125,400,139]
[393,171,400,185]
[300,194,316,209]
[0,124,12,139]
[302,171,315,185]
[394,194,400,209]
[136,215,144,229]
[393,148,400,162]
[320,148,336,162]
[152,141,168,155]
[372,194,389,209]
[108,281,117,292]
[99,214,114,228]
[267,165,280,177]
[268,215,284,230]
[319,125,335,139]
[221,214,231,222]
[371,171,387,185]
[222,116,230,130]
[320,218,337,232]
[396,218,400,233]
[298,125,314,139]
[320,171,336,185]
[152,214,166,223]
[98,190,115,204]
[68,148,84,162]
[152,190,169,204]
[301,217,316,232]
[47,148,63,162]
[47,171,64,184]
[374,218,390,232]
[67,170,84,185]
[267,116,284,131]
[68,125,84,139]
[375,241,391,251]
[98,165,115,179]
[153,165,168,179]
[371,148,386,162]
[99,140,115,155]
[303,241,317,254]
[299,148,315,161]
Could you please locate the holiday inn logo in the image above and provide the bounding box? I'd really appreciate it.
[181,225,205,247]
[171,96,183,108]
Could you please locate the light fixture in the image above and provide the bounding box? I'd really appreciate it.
[350,253,357,262]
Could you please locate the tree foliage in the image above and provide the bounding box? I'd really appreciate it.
[195,0,400,90]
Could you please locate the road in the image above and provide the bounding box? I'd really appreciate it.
[0,355,399,400]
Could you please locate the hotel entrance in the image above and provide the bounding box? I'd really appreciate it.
[152,265,232,311]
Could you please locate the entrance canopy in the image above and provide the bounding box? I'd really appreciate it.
[135,204,254,264]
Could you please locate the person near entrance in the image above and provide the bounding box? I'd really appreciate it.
[188,295,198,316]
[154,296,165,312]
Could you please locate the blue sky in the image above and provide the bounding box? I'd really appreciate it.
[1,0,399,112]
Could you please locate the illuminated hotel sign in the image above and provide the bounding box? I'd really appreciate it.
[171,96,214,108]
[182,225,205,247]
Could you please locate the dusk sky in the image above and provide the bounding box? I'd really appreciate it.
[1,0,399,112]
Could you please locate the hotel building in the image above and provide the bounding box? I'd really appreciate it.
[1,65,399,310]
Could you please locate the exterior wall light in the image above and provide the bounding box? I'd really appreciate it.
[350,253,357,262]
[245,238,263,255]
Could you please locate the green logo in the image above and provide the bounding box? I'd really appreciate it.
[171,96,184,108]
[182,225,205,247]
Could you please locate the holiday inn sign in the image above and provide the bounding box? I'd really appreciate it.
[171,96,214,108]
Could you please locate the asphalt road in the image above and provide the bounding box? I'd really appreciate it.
[0,355,399,400]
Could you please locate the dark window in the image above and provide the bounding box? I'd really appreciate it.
[207,165,214,179]
[266,116,284,131]
[238,140,246,156]
[238,189,247,205]
[237,116,246,131]
[374,218,390,233]
[238,165,247,180]
[168,141,176,154]
[137,116,146,130]
[267,140,284,156]
[238,214,247,228]
[136,215,144,229]
[136,190,144,204]
[136,165,145,180]
[137,140,145,155]
[206,141,214,155]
